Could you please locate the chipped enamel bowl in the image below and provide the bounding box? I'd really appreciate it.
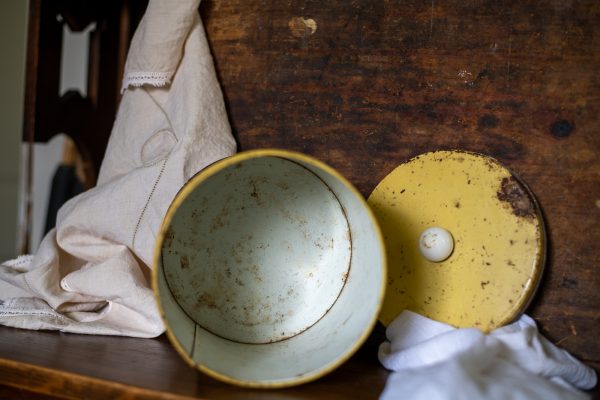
[153,149,386,388]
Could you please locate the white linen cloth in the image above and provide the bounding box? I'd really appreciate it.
[0,0,236,337]
[379,311,597,399]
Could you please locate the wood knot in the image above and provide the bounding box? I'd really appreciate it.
[288,17,317,38]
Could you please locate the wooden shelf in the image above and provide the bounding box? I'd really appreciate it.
[6,0,599,398]
[0,325,389,399]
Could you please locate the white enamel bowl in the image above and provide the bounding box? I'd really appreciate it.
[153,149,386,387]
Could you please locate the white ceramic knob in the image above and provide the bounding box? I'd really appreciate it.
[419,227,454,262]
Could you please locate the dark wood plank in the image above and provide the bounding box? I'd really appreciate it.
[200,0,600,369]
[0,325,388,399]
[23,0,147,186]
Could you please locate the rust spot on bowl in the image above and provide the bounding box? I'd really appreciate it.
[341,272,349,283]
[198,293,218,309]
[180,255,189,269]
[164,227,175,249]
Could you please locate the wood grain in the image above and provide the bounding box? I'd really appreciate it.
[199,0,600,368]
[0,325,388,399]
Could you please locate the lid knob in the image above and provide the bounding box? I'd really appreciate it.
[419,227,454,262]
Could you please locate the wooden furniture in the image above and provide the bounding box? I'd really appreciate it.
[23,0,146,186]
[0,325,388,399]
[3,0,599,398]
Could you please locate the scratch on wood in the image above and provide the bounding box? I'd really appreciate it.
[506,36,512,88]
[430,0,434,39]
[506,12,513,89]
[569,322,578,336]
[555,323,579,346]
[556,334,573,346]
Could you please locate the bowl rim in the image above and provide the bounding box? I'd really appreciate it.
[152,148,387,388]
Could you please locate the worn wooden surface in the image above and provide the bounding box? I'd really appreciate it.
[0,325,388,399]
[201,0,600,370]
[2,0,599,398]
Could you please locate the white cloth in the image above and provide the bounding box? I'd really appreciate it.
[0,0,236,337]
[379,311,597,399]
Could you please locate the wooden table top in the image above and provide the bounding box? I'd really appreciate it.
[0,324,389,399]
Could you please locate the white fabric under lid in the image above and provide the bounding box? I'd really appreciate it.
[0,0,236,337]
[379,311,597,399]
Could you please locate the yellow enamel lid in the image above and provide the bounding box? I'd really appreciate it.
[368,150,545,332]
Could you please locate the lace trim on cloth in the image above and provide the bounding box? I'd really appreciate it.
[121,71,173,93]
[2,255,34,269]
